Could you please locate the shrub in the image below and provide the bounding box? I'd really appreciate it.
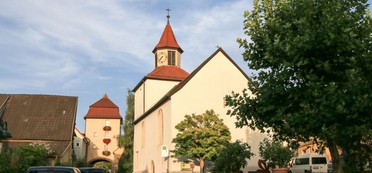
[214,140,254,173]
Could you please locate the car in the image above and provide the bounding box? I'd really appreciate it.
[289,153,328,173]
[78,167,106,173]
[26,166,81,173]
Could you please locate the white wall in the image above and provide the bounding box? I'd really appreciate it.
[170,51,267,172]
[73,132,87,161]
[134,79,179,119]
[133,50,268,173]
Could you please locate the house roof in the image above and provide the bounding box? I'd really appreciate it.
[0,94,78,156]
[84,94,122,120]
[133,47,251,125]
[152,22,183,53]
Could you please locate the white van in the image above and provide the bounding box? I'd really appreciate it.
[289,153,328,173]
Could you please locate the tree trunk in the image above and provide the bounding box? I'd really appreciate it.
[199,158,205,173]
[328,139,343,173]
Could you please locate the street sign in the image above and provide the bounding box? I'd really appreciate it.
[161,145,169,157]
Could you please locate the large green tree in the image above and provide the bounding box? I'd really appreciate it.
[172,110,231,173]
[226,1,372,173]
[117,90,134,173]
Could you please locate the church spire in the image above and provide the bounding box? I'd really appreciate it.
[152,9,183,53]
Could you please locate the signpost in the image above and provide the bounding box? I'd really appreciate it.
[161,145,170,173]
[190,163,195,173]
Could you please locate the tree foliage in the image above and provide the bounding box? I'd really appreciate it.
[213,140,254,173]
[0,143,53,173]
[226,0,372,173]
[258,138,294,168]
[117,89,134,173]
[172,109,231,173]
[94,161,111,173]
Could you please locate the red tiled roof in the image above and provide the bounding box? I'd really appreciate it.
[85,107,121,119]
[90,94,118,108]
[147,66,189,81]
[84,94,121,119]
[153,23,183,53]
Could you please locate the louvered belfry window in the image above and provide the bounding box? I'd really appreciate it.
[168,51,175,65]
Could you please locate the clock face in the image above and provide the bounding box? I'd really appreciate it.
[158,52,167,64]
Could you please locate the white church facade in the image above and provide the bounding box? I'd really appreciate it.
[132,17,268,173]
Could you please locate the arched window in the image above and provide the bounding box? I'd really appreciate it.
[150,160,155,173]
[158,109,164,144]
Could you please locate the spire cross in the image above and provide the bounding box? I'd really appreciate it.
[166,8,171,23]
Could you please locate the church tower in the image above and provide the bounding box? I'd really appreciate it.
[133,13,189,117]
[153,11,183,68]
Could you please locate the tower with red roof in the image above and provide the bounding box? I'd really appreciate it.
[133,14,189,115]
[84,94,123,169]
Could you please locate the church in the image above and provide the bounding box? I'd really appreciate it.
[132,15,268,173]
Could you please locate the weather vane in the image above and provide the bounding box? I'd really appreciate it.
[166,8,171,23]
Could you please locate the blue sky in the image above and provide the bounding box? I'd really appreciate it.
[0,0,254,132]
[1,1,371,132]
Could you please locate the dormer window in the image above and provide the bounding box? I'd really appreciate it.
[168,51,176,65]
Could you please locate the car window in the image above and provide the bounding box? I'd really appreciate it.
[312,157,327,164]
[295,158,309,165]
